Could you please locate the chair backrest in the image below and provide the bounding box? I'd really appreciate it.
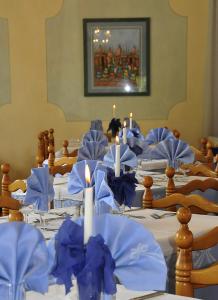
[48,144,75,176]
[175,206,218,297]
[1,163,26,216]
[200,138,216,167]
[143,170,218,213]
[62,139,78,158]
[36,128,55,167]
[172,129,180,139]
[165,167,218,195]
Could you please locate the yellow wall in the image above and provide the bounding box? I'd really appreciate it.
[0,0,211,179]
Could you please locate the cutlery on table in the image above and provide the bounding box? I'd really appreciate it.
[150,212,175,219]
[130,291,165,299]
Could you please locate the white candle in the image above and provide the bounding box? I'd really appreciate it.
[129,112,133,129]
[123,121,127,144]
[112,104,116,118]
[84,164,93,244]
[115,136,121,177]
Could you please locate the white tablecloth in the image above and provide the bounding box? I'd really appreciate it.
[27,285,198,300]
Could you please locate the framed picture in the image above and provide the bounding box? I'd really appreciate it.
[83,18,150,96]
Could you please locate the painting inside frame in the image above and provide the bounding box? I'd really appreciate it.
[83,18,150,96]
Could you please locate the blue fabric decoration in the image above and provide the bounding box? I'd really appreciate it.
[94,169,118,213]
[107,169,138,208]
[103,144,137,169]
[24,167,54,212]
[90,120,103,131]
[83,130,108,147]
[107,118,122,137]
[51,218,116,299]
[68,160,117,213]
[68,160,98,194]
[119,128,147,156]
[78,141,106,161]
[144,127,175,145]
[51,215,167,299]
[0,222,50,300]
[150,138,195,168]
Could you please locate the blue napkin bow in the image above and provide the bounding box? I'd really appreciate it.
[78,141,106,161]
[144,127,174,145]
[68,160,117,213]
[150,138,195,168]
[103,144,137,169]
[0,222,50,300]
[51,215,167,299]
[107,169,138,208]
[24,167,54,212]
[51,218,116,299]
[83,130,108,147]
[90,120,103,131]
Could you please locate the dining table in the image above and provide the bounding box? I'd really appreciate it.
[1,206,215,299]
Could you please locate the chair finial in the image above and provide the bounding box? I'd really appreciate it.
[175,207,194,297]
[143,176,153,209]
[48,144,55,167]
[165,167,176,195]
[63,140,69,157]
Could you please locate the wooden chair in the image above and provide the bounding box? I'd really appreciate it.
[48,144,76,176]
[62,140,78,158]
[1,163,26,216]
[172,129,180,139]
[175,206,218,297]
[0,194,23,221]
[36,128,55,167]
[143,175,218,212]
[143,167,218,212]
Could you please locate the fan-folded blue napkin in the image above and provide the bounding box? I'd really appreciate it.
[107,168,138,208]
[51,215,167,300]
[150,138,195,168]
[78,141,106,161]
[90,120,103,131]
[24,167,54,212]
[83,130,108,147]
[119,129,148,156]
[144,127,175,145]
[103,144,137,169]
[0,222,50,300]
[68,160,117,212]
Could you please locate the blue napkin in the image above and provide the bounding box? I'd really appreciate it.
[150,138,195,168]
[0,222,50,300]
[103,144,137,169]
[78,141,106,161]
[90,120,103,131]
[107,169,138,208]
[119,129,148,156]
[68,160,117,213]
[144,127,174,145]
[51,215,167,299]
[24,167,54,212]
[83,130,108,147]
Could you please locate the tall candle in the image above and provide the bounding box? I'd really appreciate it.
[84,164,93,244]
[115,136,121,177]
[123,121,127,144]
[129,112,133,129]
[112,104,116,118]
